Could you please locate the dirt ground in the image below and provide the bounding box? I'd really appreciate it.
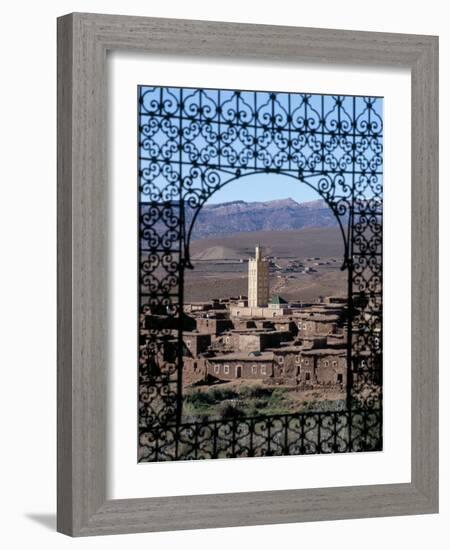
[184,227,347,303]
[184,260,347,303]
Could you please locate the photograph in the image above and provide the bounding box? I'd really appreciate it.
[138,86,383,461]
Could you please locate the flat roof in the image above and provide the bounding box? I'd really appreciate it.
[265,346,304,353]
[302,349,347,356]
[296,314,340,322]
[208,352,274,362]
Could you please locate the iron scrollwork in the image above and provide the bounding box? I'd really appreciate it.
[138,86,383,461]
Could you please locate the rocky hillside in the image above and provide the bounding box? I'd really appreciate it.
[189,198,338,240]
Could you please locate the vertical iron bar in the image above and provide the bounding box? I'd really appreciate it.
[333,412,338,452]
[288,93,292,172]
[232,419,236,458]
[254,92,257,171]
[218,89,221,171]
[317,413,322,454]
[284,414,289,455]
[175,88,185,458]
[137,85,143,461]
[321,95,325,174]
[346,96,356,413]
[301,414,305,454]
[213,421,218,459]
[348,408,353,453]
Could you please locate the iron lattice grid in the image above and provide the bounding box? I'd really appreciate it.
[138,86,383,461]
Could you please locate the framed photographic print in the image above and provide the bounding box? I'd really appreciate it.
[57,13,438,536]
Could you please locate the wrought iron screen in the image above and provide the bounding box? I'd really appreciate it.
[138,86,382,461]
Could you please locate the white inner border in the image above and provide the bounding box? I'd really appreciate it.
[107,52,411,499]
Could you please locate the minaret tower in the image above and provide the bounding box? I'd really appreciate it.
[248,245,269,307]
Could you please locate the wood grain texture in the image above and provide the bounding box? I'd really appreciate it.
[410,37,439,506]
[57,13,74,535]
[57,12,439,536]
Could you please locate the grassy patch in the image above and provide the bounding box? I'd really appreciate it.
[183,384,301,421]
[182,383,350,423]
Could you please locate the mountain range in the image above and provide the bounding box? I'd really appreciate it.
[189,198,338,240]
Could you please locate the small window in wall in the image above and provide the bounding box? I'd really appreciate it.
[324,360,329,367]
[261,365,267,375]
[224,365,229,374]
[251,365,257,374]
[214,365,219,374]
[332,361,337,367]
[304,359,309,365]
[337,373,343,383]
[278,355,284,364]
[305,372,311,381]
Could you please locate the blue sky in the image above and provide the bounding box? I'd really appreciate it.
[207,173,321,204]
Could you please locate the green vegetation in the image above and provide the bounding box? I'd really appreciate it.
[182,383,347,422]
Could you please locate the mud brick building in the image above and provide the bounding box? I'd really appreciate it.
[196,316,233,336]
[269,345,303,382]
[209,331,235,353]
[182,332,211,357]
[232,319,257,330]
[254,320,275,329]
[206,351,274,380]
[183,299,226,314]
[299,349,347,387]
[271,318,299,336]
[327,333,348,347]
[181,356,208,385]
[297,313,342,336]
[297,335,329,349]
[230,329,291,353]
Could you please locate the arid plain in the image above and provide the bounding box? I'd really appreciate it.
[185,226,347,304]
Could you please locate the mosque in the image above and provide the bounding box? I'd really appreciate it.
[229,246,292,318]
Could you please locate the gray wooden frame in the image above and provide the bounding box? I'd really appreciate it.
[57,12,439,537]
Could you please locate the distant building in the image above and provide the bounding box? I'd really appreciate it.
[206,352,274,380]
[230,294,293,319]
[205,347,348,389]
[230,304,292,318]
[299,349,347,386]
[297,313,341,336]
[248,245,269,307]
[231,329,289,353]
[196,317,233,336]
[182,332,211,357]
[268,295,288,309]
